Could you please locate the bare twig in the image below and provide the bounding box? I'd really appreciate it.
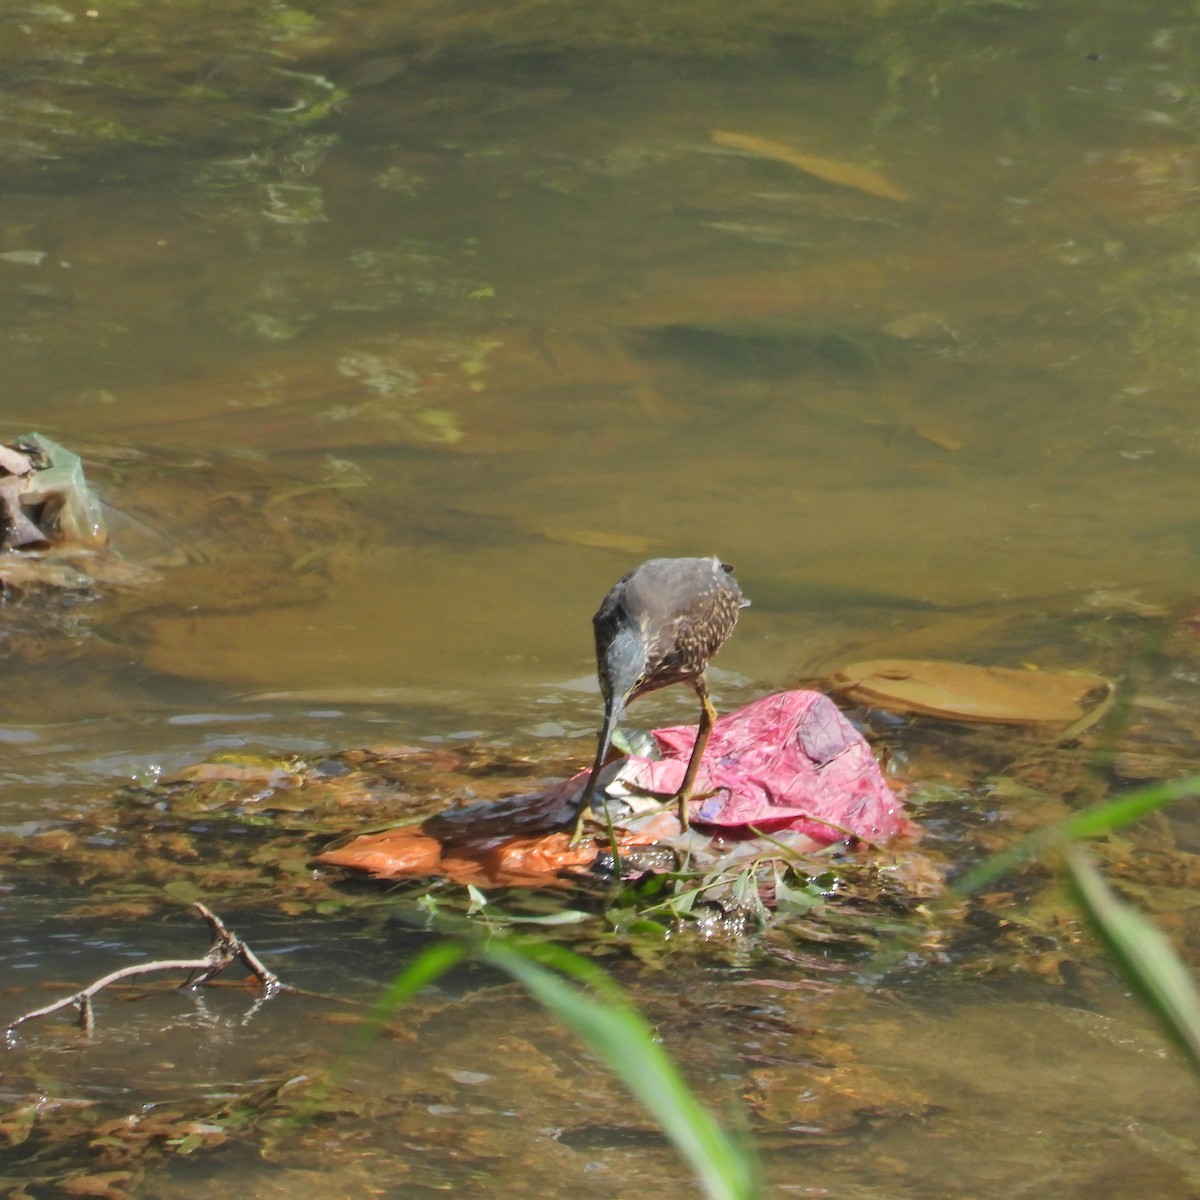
[4,902,282,1045]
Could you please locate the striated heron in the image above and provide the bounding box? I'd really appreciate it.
[571,555,748,842]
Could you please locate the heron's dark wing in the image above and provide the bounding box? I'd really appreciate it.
[635,559,744,691]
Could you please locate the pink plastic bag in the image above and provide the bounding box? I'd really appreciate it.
[627,690,909,844]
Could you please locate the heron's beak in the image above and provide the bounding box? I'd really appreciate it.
[592,692,626,775]
[573,690,627,844]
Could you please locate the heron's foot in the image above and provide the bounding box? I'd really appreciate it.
[568,805,594,845]
[673,786,723,832]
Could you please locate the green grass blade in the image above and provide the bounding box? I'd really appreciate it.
[352,935,759,1198]
[953,774,1200,895]
[1065,846,1200,1076]
[482,940,760,1200]
[1058,774,1200,839]
[350,940,467,1053]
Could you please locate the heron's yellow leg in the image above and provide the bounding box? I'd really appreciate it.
[674,675,716,830]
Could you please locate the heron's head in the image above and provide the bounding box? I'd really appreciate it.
[599,622,649,715]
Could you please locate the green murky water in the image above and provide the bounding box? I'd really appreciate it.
[3,1,1200,1196]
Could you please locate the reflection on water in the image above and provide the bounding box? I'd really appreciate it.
[3,0,1200,1195]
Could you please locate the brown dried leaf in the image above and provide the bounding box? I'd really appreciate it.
[711,130,910,201]
[0,1102,39,1148]
[914,425,965,451]
[537,527,658,554]
[829,658,1112,728]
[170,762,301,788]
[59,1172,134,1200]
[29,828,79,853]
